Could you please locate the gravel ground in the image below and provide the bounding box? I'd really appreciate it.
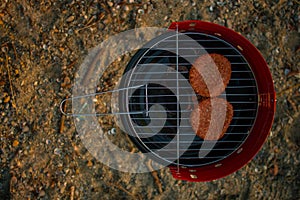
[0,0,299,199]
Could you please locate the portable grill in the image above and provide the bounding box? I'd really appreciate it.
[117,20,276,181]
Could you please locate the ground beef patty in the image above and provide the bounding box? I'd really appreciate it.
[189,53,231,97]
[190,98,233,140]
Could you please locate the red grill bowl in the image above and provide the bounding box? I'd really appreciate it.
[168,20,276,181]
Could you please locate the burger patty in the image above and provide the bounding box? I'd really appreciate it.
[190,98,234,140]
[189,53,232,97]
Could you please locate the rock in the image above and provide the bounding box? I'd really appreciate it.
[46,139,51,145]
[3,96,10,103]
[66,16,75,23]
[10,176,17,185]
[12,140,19,147]
[39,190,46,197]
[54,148,61,156]
[87,160,93,167]
[22,126,29,133]
[107,1,114,7]
[284,68,290,76]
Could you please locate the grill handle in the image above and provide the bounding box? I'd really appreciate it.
[59,85,145,117]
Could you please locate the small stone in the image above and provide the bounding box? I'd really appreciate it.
[137,9,144,14]
[17,160,22,167]
[21,171,26,178]
[87,160,93,167]
[111,128,116,134]
[182,1,189,7]
[107,1,113,7]
[11,176,17,185]
[3,96,10,103]
[284,68,290,76]
[54,148,61,155]
[22,126,29,133]
[73,145,80,154]
[121,12,127,19]
[60,183,67,194]
[39,190,46,197]
[66,15,75,22]
[108,128,116,135]
[12,140,19,147]
[68,29,74,35]
[273,163,279,176]
[124,5,130,11]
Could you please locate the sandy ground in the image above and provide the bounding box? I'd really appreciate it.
[0,0,299,199]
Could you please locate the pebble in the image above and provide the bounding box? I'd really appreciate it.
[11,176,17,185]
[121,12,127,19]
[108,128,116,135]
[21,171,26,178]
[3,96,10,103]
[182,1,189,7]
[137,9,144,14]
[284,68,290,75]
[66,15,75,23]
[12,140,19,147]
[73,145,80,154]
[22,126,29,133]
[124,5,130,11]
[68,29,74,35]
[54,148,61,156]
[39,190,46,197]
[107,1,113,7]
[87,160,93,167]
[60,182,67,194]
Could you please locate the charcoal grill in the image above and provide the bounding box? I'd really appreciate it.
[118,20,276,181]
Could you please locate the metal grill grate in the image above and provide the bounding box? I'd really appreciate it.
[120,31,258,167]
